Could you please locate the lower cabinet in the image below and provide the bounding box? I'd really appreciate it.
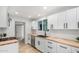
[35,36,79,53]
[57,43,71,53]
[35,37,46,52]
[0,43,18,53]
[45,40,57,53]
[71,47,79,53]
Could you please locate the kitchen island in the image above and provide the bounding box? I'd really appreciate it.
[0,37,19,53]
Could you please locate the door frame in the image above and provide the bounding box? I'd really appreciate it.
[15,21,25,42]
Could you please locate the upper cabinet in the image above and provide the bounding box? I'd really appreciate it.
[47,14,58,29]
[57,12,66,29]
[0,7,8,28]
[65,8,77,29]
[76,7,79,29]
[36,7,79,30]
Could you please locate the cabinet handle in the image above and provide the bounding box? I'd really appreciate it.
[48,42,53,44]
[64,23,65,29]
[59,45,67,49]
[66,23,68,28]
[38,41,40,45]
[48,46,53,49]
[77,51,79,53]
[78,22,79,28]
[47,52,50,53]
[50,24,53,29]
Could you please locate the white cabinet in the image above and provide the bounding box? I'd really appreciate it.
[0,43,18,53]
[57,12,66,29]
[76,7,79,29]
[47,14,58,29]
[71,47,79,53]
[35,37,46,52]
[45,40,57,53]
[57,43,71,53]
[65,8,77,29]
[0,7,8,28]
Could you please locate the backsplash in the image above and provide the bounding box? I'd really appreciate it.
[0,28,6,33]
[47,29,79,40]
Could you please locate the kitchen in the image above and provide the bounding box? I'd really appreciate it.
[0,6,79,53]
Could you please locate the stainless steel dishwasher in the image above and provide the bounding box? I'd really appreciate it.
[31,35,35,47]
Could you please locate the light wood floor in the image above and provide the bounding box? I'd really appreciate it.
[19,41,40,53]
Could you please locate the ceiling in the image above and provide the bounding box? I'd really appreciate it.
[8,6,78,20]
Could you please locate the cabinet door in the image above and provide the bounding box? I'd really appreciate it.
[35,37,46,52]
[57,12,66,29]
[45,40,57,53]
[57,43,71,53]
[0,7,8,27]
[47,14,58,29]
[71,47,79,53]
[66,8,77,29]
[35,37,42,51]
[76,7,79,29]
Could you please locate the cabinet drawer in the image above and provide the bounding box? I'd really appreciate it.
[71,47,79,53]
[45,40,57,53]
[57,43,71,53]
[47,40,55,46]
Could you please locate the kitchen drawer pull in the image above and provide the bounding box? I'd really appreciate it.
[77,51,79,53]
[48,42,53,44]
[48,46,53,49]
[59,45,67,49]
[64,23,65,28]
[47,52,51,53]
[38,41,40,45]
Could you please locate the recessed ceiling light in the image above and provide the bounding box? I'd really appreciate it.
[43,6,47,10]
[28,16,31,18]
[15,11,18,14]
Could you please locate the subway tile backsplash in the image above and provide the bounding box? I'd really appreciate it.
[47,29,79,40]
[0,28,6,33]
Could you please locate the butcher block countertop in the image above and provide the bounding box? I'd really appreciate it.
[29,33,79,48]
[0,39,18,46]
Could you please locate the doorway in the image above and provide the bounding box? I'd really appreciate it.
[15,22,25,43]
